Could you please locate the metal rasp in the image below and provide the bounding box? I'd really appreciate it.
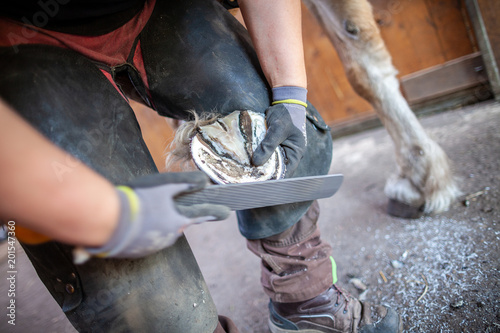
[174,174,343,210]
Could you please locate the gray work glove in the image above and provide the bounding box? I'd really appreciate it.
[73,172,230,263]
[252,86,307,177]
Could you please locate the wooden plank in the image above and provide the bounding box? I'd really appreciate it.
[424,0,477,61]
[330,86,493,138]
[400,52,488,103]
[369,0,446,75]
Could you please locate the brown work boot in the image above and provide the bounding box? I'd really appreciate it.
[268,285,403,333]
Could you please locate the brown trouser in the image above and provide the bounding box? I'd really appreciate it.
[215,201,334,332]
[248,201,334,303]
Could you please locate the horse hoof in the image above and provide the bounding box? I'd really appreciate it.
[387,199,424,219]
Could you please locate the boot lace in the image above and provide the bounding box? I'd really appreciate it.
[333,284,350,314]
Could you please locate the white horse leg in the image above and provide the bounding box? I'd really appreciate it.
[303,0,461,217]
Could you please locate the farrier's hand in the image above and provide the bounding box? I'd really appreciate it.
[75,172,230,262]
[252,86,307,177]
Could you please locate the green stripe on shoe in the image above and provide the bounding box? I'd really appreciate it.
[330,256,338,284]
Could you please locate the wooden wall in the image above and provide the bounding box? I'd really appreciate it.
[302,0,479,125]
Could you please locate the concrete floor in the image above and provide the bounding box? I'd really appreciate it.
[1,100,499,332]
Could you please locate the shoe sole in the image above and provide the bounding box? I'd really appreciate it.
[268,318,326,333]
[269,309,404,333]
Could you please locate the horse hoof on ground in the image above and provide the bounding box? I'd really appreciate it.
[387,199,425,219]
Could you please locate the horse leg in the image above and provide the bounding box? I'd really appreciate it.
[303,0,461,217]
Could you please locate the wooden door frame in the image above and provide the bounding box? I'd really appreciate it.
[465,0,500,100]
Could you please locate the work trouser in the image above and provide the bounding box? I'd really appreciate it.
[0,0,333,331]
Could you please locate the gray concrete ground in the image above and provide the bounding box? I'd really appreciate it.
[1,100,499,332]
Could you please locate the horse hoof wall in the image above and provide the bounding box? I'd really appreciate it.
[387,199,424,219]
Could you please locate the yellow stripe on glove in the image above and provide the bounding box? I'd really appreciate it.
[272,99,308,108]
